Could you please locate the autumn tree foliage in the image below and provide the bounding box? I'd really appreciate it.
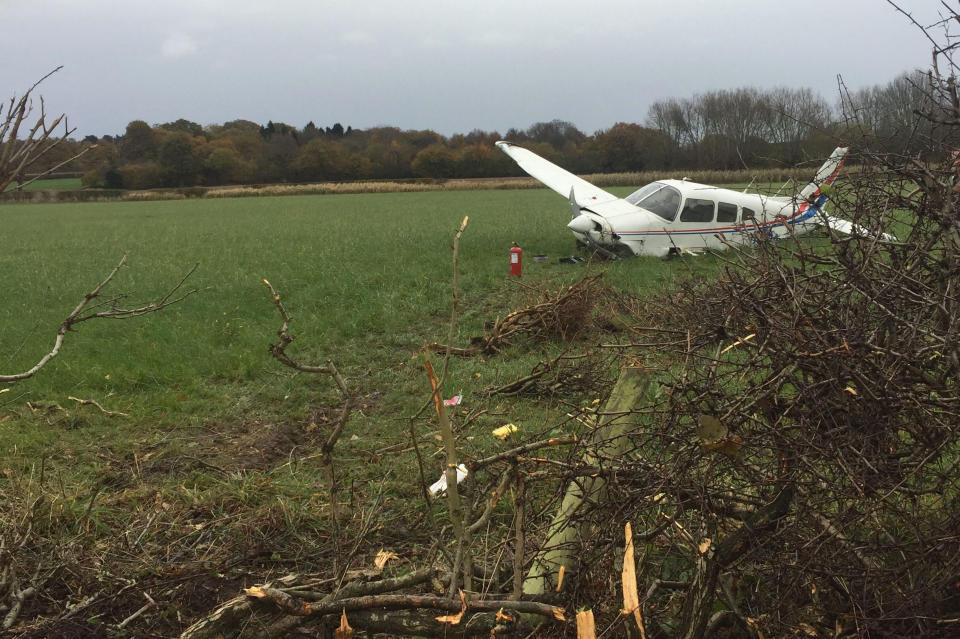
[61,71,932,191]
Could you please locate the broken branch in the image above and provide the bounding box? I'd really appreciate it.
[67,396,128,418]
[245,587,564,621]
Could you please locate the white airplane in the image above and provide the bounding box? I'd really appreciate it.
[496,141,868,258]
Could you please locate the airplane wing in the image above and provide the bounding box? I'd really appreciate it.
[496,141,620,206]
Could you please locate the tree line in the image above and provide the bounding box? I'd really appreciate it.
[22,70,930,190]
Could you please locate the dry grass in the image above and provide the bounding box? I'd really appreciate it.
[123,190,187,201]
[203,178,534,198]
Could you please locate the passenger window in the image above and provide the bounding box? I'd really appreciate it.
[679,198,715,223]
[742,207,757,223]
[717,202,737,223]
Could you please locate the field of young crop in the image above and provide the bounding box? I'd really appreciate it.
[4,177,83,191]
[1,187,725,422]
[1,187,731,636]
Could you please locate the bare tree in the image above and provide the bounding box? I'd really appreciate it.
[0,67,92,193]
[647,87,832,168]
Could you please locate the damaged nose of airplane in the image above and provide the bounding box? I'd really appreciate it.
[568,214,601,234]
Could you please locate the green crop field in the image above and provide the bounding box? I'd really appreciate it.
[2,187,729,490]
[0,187,732,634]
[4,176,83,191]
[1,187,720,425]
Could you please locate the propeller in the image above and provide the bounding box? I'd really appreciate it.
[568,186,581,220]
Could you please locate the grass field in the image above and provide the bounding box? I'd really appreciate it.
[0,187,730,634]
[1,187,720,421]
[1,187,722,485]
[4,176,83,191]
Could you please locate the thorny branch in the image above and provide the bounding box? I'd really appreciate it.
[245,586,564,620]
[67,396,129,418]
[263,279,352,442]
[262,279,353,454]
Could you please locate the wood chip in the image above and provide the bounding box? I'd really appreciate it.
[374,549,398,570]
[621,522,647,638]
[576,609,596,639]
[334,610,353,638]
[436,590,467,625]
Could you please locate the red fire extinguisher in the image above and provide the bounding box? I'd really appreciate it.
[509,242,522,277]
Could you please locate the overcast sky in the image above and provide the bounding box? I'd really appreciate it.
[2,0,944,139]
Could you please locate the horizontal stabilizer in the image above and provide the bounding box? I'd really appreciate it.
[822,214,896,241]
[496,141,619,206]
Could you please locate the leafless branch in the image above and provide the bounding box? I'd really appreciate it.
[67,396,128,418]
[1,253,201,384]
[262,279,355,566]
[0,67,94,193]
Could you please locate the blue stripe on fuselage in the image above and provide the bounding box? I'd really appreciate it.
[616,209,823,237]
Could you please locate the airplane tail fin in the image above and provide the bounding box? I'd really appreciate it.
[801,147,895,241]
[798,146,848,210]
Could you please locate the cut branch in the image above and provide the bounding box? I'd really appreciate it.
[245,587,564,621]
[523,366,653,599]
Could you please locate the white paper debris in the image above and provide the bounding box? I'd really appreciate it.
[428,464,469,496]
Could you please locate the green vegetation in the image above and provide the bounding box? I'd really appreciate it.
[0,187,733,633]
[0,191,714,481]
[2,177,82,191]
[0,186,715,419]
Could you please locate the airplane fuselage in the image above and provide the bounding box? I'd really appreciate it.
[570,179,818,258]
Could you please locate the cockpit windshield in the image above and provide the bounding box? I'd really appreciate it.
[625,182,681,222]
